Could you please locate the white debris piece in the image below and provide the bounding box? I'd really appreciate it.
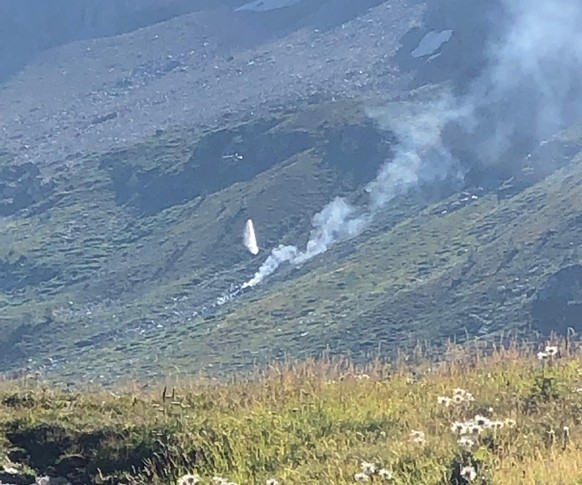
[243,218,260,255]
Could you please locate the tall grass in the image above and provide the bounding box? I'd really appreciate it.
[1,338,582,484]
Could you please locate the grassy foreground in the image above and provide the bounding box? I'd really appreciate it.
[1,339,582,485]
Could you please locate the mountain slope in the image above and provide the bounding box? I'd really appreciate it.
[0,0,248,82]
[110,130,582,379]
[1,0,582,384]
[2,107,581,383]
[0,0,421,166]
[0,100,395,378]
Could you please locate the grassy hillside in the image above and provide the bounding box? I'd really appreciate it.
[0,99,392,379]
[48,124,582,383]
[1,341,582,484]
[1,95,582,383]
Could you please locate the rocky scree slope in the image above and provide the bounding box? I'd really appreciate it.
[0,0,246,83]
[0,0,436,166]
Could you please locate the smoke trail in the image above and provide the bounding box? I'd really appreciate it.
[243,0,582,288]
[243,99,461,288]
[365,97,466,210]
[294,197,370,264]
[243,244,299,288]
[456,0,582,164]
[243,199,370,287]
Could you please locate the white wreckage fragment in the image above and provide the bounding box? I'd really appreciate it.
[243,218,260,255]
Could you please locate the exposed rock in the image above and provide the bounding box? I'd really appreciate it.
[35,477,72,485]
[0,469,36,485]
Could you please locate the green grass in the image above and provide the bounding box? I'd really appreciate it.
[2,341,582,484]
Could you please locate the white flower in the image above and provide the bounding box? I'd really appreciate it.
[468,424,482,435]
[438,396,452,406]
[545,346,559,356]
[354,472,371,482]
[212,478,228,485]
[452,388,474,400]
[460,466,477,481]
[451,422,468,435]
[410,430,426,444]
[266,479,280,485]
[537,351,549,360]
[360,462,376,475]
[178,474,200,485]
[473,415,491,428]
[378,468,393,481]
[458,436,475,449]
[452,394,466,404]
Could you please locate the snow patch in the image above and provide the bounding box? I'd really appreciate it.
[412,30,453,58]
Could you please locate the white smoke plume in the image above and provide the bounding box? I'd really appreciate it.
[243,218,260,255]
[243,0,582,288]
[457,0,582,163]
[365,97,466,210]
[243,244,299,288]
[295,197,370,263]
[242,100,460,288]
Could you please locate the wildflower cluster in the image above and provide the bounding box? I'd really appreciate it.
[438,385,519,482]
[177,474,201,485]
[437,388,475,407]
[537,345,559,361]
[353,461,393,482]
[177,474,280,485]
[450,414,514,440]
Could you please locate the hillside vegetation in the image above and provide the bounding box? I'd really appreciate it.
[1,96,582,383]
[0,99,390,379]
[1,340,582,484]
